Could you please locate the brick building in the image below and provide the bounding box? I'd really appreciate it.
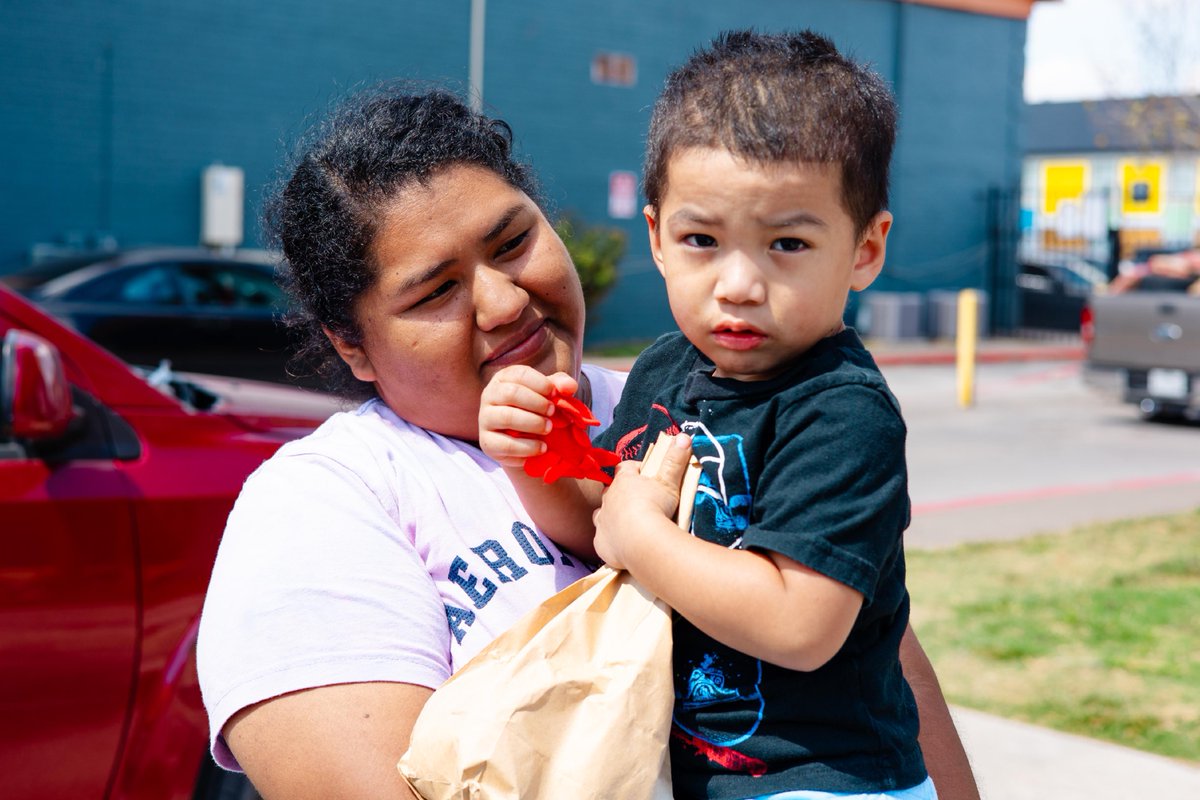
[1,0,1045,342]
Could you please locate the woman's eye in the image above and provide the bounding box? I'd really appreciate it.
[683,233,717,248]
[414,280,456,307]
[496,229,530,257]
[771,237,807,252]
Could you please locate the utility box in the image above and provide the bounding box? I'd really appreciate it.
[860,292,925,340]
[202,164,245,248]
[927,289,990,340]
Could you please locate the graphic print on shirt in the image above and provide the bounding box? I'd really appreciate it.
[672,421,766,756]
[442,521,578,645]
[683,421,752,548]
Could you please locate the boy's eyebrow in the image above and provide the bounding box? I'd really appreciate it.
[666,208,720,227]
[666,208,829,229]
[764,212,828,229]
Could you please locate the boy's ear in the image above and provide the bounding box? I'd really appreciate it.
[323,326,377,383]
[850,211,892,292]
[644,204,667,276]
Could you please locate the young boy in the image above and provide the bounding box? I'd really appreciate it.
[479,29,933,800]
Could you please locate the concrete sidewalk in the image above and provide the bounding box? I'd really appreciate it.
[952,706,1200,799]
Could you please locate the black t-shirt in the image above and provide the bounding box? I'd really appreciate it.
[595,329,927,799]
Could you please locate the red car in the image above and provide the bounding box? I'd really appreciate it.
[0,285,342,799]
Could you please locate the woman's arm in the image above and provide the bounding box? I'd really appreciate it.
[225,681,432,800]
[899,625,981,800]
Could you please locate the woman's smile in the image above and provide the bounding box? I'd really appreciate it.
[483,318,551,369]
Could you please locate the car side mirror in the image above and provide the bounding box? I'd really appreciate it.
[1,329,74,440]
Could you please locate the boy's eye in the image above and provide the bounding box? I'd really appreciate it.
[771,237,807,252]
[496,229,530,257]
[683,233,717,248]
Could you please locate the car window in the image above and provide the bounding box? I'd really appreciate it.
[179,263,286,310]
[64,264,184,305]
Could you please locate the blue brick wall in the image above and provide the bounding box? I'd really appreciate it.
[0,0,466,264]
[884,4,1026,295]
[1,0,1027,344]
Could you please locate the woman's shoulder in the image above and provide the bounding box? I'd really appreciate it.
[580,363,628,430]
[240,399,436,510]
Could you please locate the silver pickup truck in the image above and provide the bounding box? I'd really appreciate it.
[1084,274,1200,420]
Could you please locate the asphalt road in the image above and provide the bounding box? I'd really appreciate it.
[884,359,1200,548]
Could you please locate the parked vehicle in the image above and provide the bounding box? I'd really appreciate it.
[1016,255,1107,332]
[1083,251,1200,420]
[0,284,343,799]
[0,247,303,385]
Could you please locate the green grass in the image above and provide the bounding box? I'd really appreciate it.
[907,509,1200,763]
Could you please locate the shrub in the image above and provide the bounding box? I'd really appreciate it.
[555,215,625,313]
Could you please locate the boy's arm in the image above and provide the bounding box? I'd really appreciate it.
[593,434,862,672]
[479,365,605,560]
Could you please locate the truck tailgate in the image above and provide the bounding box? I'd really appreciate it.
[1089,292,1200,372]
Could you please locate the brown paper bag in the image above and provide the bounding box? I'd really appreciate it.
[398,434,698,800]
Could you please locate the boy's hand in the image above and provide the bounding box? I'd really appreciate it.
[594,433,693,570]
[479,366,578,467]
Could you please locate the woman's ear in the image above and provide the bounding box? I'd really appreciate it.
[850,211,893,292]
[322,326,377,383]
[644,205,666,277]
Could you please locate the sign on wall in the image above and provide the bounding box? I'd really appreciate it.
[1120,160,1164,215]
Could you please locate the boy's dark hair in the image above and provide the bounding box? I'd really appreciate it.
[643,29,897,237]
[264,85,540,399]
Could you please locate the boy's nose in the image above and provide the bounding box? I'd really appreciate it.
[474,265,530,330]
[714,254,767,305]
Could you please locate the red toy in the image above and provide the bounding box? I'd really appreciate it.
[523,390,621,485]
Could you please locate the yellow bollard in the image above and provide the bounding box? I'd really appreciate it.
[956,289,978,408]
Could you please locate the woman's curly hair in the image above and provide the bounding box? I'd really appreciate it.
[264,85,541,400]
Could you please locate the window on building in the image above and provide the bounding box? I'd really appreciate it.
[591,52,636,87]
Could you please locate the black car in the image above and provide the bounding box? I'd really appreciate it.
[1,248,303,384]
[1016,256,1107,332]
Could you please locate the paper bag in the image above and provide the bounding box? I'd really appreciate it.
[399,434,698,800]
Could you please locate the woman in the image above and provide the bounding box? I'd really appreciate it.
[196,86,978,800]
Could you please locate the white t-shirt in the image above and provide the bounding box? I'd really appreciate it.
[197,365,627,770]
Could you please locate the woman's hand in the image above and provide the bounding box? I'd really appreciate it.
[478,366,577,466]
[593,433,693,570]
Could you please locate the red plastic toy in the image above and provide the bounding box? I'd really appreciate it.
[523,390,621,485]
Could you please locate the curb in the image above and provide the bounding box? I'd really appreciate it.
[587,345,1086,372]
[871,345,1085,367]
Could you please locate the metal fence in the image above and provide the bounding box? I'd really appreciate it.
[986,186,1199,335]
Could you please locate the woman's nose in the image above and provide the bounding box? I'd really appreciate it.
[714,254,767,305]
[474,265,530,330]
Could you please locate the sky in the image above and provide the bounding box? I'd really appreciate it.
[1024,0,1200,103]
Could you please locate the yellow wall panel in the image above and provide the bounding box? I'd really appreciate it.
[1042,162,1087,214]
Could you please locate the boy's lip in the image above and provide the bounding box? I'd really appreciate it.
[483,319,550,367]
[712,322,766,351]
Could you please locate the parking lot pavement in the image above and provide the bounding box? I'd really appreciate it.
[584,334,1085,372]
